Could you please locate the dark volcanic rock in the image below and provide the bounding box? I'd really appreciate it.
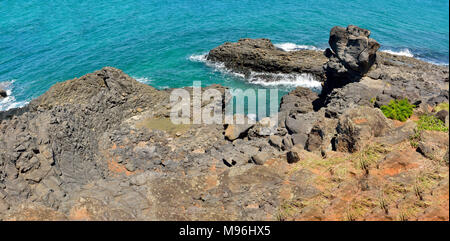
[329,25,380,75]
[0,67,171,213]
[287,150,301,164]
[322,25,380,95]
[279,87,320,114]
[320,54,448,117]
[322,82,375,118]
[376,121,417,145]
[305,116,338,152]
[0,89,6,98]
[207,38,327,81]
[435,110,449,123]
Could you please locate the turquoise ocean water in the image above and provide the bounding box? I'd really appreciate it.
[1,0,449,111]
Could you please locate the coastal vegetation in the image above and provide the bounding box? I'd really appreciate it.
[417,115,448,132]
[380,98,415,122]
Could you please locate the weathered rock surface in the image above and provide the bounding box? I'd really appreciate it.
[435,110,449,123]
[376,121,417,145]
[224,123,253,141]
[279,87,320,114]
[335,106,392,153]
[251,152,271,165]
[417,131,449,162]
[321,25,379,96]
[305,116,338,152]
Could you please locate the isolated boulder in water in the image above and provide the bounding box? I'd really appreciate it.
[0,88,7,98]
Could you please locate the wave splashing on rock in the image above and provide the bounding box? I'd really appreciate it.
[381,48,414,57]
[274,43,322,52]
[0,80,29,111]
[246,72,322,90]
[189,53,322,91]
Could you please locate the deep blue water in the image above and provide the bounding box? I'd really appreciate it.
[1,0,449,111]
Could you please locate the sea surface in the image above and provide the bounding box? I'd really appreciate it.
[1,0,449,111]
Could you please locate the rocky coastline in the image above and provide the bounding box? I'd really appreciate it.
[0,25,448,221]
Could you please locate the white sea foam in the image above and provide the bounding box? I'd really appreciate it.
[274,42,322,52]
[275,44,447,65]
[0,80,29,112]
[381,48,450,65]
[247,72,322,90]
[189,53,246,78]
[247,113,257,122]
[381,48,414,57]
[134,77,153,84]
[188,53,322,91]
[189,53,208,62]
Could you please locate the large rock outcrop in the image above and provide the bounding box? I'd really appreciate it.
[0,67,170,213]
[323,25,380,94]
[207,38,328,81]
[328,25,380,74]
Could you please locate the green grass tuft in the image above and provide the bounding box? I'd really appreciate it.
[434,102,449,113]
[417,115,448,132]
[380,98,415,122]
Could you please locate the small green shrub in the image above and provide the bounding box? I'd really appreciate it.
[417,115,448,132]
[380,98,415,122]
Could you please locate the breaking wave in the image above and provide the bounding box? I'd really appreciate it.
[381,48,414,57]
[189,53,208,62]
[246,72,322,91]
[0,80,29,112]
[274,42,323,52]
[188,53,322,91]
[134,77,153,84]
